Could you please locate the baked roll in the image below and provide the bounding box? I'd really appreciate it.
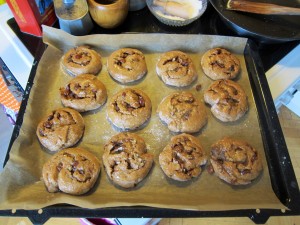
[60,74,107,112]
[61,46,102,76]
[107,48,147,83]
[156,50,197,87]
[204,79,248,122]
[201,47,240,80]
[106,88,152,130]
[103,132,153,188]
[36,108,85,152]
[42,147,101,195]
[157,91,207,133]
[210,137,263,185]
[159,133,207,181]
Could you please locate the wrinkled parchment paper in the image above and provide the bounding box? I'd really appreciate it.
[0,26,285,211]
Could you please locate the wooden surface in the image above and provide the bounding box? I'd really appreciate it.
[0,106,299,225]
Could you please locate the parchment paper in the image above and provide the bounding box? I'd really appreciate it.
[0,26,286,211]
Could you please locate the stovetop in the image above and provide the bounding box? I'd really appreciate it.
[7,3,300,72]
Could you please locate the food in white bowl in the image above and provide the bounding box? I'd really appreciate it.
[152,0,203,21]
[147,0,207,26]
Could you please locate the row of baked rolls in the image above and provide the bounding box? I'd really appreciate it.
[38,81,248,153]
[61,46,148,84]
[42,132,154,194]
[61,46,240,85]
[159,134,263,185]
[41,133,263,195]
[61,46,195,87]
[107,86,248,132]
[107,80,248,133]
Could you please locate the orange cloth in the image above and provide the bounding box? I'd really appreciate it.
[0,73,20,112]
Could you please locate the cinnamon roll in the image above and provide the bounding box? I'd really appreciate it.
[61,46,102,76]
[103,132,153,188]
[157,91,207,133]
[204,79,248,122]
[159,133,207,181]
[42,147,101,195]
[107,48,147,83]
[36,108,85,152]
[60,74,107,112]
[210,137,263,185]
[106,88,152,130]
[201,47,240,80]
[156,50,197,87]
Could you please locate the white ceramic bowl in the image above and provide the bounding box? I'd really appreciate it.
[146,0,207,26]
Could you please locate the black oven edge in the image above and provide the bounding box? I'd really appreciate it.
[244,40,300,210]
[1,39,300,225]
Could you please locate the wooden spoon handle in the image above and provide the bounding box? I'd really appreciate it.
[227,0,300,15]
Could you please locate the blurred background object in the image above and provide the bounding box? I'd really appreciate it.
[129,0,146,11]
[54,0,94,35]
[5,0,56,36]
[87,0,129,29]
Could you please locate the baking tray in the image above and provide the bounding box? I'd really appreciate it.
[0,36,300,224]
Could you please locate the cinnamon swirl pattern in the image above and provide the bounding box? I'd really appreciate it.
[157,91,207,133]
[103,132,153,188]
[106,88,152,130]
[210,137,263,185]
[60,74,107,112]
[107,48,147,83]
[42,147,101,195]
[201,48,240,80]
[61,46,102,76]
[156,51,197,87]
[204,80,248,122]
[36,108,85,152]
[159,133,207,181]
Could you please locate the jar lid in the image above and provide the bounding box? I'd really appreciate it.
[54,0,88,20]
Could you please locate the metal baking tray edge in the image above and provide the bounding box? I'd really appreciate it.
[1,38,300,225]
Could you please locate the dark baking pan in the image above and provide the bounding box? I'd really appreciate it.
[209,0,300,43]
[1,38,300,225]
